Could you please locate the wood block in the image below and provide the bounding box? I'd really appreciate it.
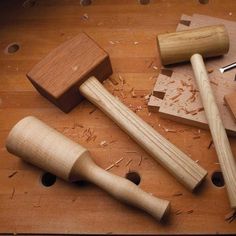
[148,14,236,135]
[224,92,236,122]
[27,33,113,113]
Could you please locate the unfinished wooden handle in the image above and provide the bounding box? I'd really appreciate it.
[6,116,170,221]
[191,54,236,208]
[79,77,207,191]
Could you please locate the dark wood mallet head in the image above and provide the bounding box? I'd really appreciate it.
[27,33,113,112]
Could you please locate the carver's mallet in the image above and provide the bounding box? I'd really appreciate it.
[27,33,207,191]
[157,25,236,208]
[6,116,170,221]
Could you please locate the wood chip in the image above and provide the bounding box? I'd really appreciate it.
[134,41,139,45]
[153,66,158,70]
[186,209,194,214]
[82,13,89,20]
[109,40,115,45]
[225,210,236,223]
[8,171,18,178]
[108,77,118,85]
[207,68,214,73]
[210,80,218,86]
[100,140,108,147]
[125,159,133,167]
[175,210,182,215]
[105,157,124,171]
[10,187,15,200]
[138,155,143,166]
[130,88,137,98]
[170,92,182,100]
[89,107,97,114]
[207,140,213,149]
[172,192,183,197]
[163,127,177,133]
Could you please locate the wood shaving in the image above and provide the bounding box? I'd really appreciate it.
[109,40,115,45]
[130,88,137,98]
[210,80,218,86]
[207,68,214,73]
[100,140,108,147]
[138,155,143,166]
[195,160,199,163]
[193,136,200,139]
[163,127,177,133]
[10,187,15,200]
[125,151,137,153]
[153,66,158,70]
[225,210,236,223]
[172,192,183,197]
[105,157,124,171]
[186,209,194,214]
[175,210,182,215]
[118,74,125,85]
[82,13,89,20]
[134,41,139,45]
[89,108,97,114]
[108,77,118,85]
[83,128,96,142]
[8,171,18,178]
[170,92,182,100]
[125,159,133,167]
[207,140,213,149]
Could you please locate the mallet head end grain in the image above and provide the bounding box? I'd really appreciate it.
[27,33,113,112]
[157,25,229,65]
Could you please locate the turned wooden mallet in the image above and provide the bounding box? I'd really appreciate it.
[157,25,236,209]
[27,33,207,191]
[6,116,170,221]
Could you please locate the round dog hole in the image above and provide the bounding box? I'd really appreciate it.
[211,171,225,187]
[41,172,57,187]
[125,171,141,185]
[5,43,20,54]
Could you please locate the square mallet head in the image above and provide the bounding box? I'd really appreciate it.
[27,33,113,113]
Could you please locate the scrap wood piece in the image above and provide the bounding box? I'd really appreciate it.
[224,92,236,123]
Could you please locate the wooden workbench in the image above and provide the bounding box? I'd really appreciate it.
[0,0,236,234]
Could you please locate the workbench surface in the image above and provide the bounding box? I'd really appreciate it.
[0,0,236,234]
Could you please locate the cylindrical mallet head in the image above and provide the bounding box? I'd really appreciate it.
[157,25,229,65]
[6,116,88,181]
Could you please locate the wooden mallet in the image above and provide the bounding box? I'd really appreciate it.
[157,25,236,209]
[26,33,207,191]
[6,116,170,221]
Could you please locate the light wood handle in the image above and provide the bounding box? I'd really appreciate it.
[6,116,170,221]
[79,77,207,191]
[72,153,170,221]
[191,54,236,208]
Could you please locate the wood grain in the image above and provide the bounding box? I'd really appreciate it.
[1,0,236,234]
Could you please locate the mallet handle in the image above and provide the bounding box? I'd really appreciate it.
[79,77,207,191]
[6,116,170,221]
[72,153,170,221]
[191,54,236,208]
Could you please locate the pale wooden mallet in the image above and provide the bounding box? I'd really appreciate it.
[157,25,236,209]
[27,33,207,191]
[6,116,170,221]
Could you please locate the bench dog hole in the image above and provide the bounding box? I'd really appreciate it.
[5,43,20,54]
[125,171,141,185]
[211,171,225,187]
[41,172,57,187]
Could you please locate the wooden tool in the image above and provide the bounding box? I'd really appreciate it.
[6,116,170,221]
[27,32,207,191]
[157,25,236,209]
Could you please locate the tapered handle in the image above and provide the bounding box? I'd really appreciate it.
[79,77,207,191]
[191,54,236,208]
[71,154,170,221]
